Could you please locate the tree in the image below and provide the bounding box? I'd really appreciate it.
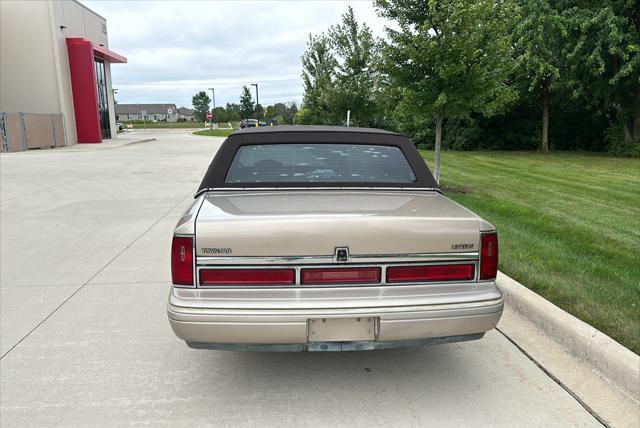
[285,101,299,124]
[328,6,382,127]
[329,6,379,126]
[264,102,287,124]
[192,91,211,122]
[272,102,288,118]
[564,0,640,150]
[300,34,337,124]
[255,103,265,120]
[299,9,384,126]
[376,0,518,182]
[513,0,567,152]
[265,104,276,120]
[212,106,227,123]
[225,103,241,122]
[239,86,255,119]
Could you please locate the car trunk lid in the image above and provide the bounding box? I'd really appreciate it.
[195,190,480,257]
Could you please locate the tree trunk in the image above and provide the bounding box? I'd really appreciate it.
[434,113,444,184]
[541,88,549,152]
[623,83,640,145]
[623,118,633,144]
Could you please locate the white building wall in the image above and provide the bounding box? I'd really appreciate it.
[81,6,109,47]
[0,1,61,115]
[50,0,77,145]
[1,0,119,145]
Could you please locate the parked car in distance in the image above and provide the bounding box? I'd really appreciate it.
[168,126,502,352]
[240,118,266,128]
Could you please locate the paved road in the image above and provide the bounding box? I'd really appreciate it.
[0,130,602,427]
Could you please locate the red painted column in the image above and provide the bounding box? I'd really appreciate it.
[66,38,101,144]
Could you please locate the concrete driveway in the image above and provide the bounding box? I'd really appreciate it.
[0,130,602,427]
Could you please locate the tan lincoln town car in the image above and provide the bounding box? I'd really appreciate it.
[167,126,502,351]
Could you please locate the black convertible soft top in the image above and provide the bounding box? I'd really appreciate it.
[196,126,439,194]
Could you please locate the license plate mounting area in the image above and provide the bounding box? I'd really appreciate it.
[308,317,375,342]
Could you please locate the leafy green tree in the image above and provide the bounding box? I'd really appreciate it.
[513,0,567,151]
[300,34,337,124]
[563,0,640,150]
[376,0,518,181]
[263,102,298,124]
[255,103,265,120]
[264,103,286,124]
[265,104,276,120]
[285,101,299,124]
[191,91,211,122]
[212,106,227,123]
[299,8,383,126]
[272,103,288,118]
[328,6,381,127]
[239,86,255,119]
[225,103,241,122]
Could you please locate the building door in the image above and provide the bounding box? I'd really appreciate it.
[94,57,111,139]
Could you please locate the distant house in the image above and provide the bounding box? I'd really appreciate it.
[115,103,178,122]
[178,107,195,122]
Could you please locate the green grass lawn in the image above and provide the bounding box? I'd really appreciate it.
[420,150,640,353]
[193,129,236,137]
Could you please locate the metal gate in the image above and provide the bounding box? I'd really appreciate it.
[0,112,67,153]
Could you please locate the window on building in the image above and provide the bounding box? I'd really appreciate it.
[94,57,111,139]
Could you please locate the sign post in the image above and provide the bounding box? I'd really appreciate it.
[207,111,213,129]
[140,110,147,130]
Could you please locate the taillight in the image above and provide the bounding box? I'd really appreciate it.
[387,264,475,283]
[480,231,498,280]
[301,267,381,285]
[200,269,295,285]
[171,236,193,286]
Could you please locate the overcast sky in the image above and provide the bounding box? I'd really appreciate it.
[83,0,389,109]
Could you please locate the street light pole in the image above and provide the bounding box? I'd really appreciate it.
[251,83,259,119]
[208,87,215,110]
[208,87,215,129]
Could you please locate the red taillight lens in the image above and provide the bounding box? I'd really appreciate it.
[171,236,193,286]
[387,264,475,283]
[200,269,295,285]
[480,232,499,280]
[301,267,381,285]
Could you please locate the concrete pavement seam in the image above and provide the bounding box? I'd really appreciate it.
[496,327,608,427]
[0,190,193,360]
[497,272,640,401]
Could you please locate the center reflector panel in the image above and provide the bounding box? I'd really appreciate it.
[301,267,381,285]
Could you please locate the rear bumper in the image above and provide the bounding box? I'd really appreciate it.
[167,296,504,351]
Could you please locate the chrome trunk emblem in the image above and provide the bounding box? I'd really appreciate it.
[335,247,349,263]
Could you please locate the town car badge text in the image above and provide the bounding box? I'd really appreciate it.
[202,247,232,254]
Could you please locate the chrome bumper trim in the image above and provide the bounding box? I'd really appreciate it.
[186,333,485,352]
[168,297,503,318]
[196,252,479,266]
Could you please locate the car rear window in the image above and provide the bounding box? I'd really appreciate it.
[225,144,417,184]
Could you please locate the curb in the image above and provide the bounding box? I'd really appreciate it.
[122,138,157,147]
[60,138,158,152]
[497,271,640,401]
[0,137,158,154]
